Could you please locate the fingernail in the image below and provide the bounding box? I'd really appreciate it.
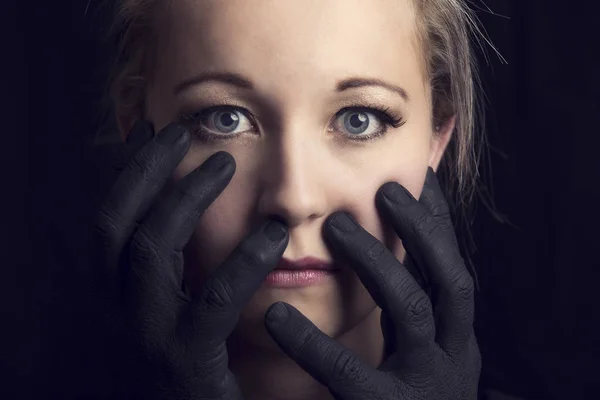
[201,151,232,173]
[381,182,412,206]
[156,123,187,145]
[329,212,358,233]
[266,302,289,324]
[264,220,287,242]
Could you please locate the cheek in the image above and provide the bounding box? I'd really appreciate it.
[340,136,430,259]
[175,145,262,289]
[330,135,429,270]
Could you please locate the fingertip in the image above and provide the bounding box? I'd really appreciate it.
[375,182,396,205]
[155,122,190,146]
[380,182,413,206]
[326,212,359,233]
[208,151,237,178]
[212,150,236,166]
[323,213,339,234]
[265,302,289,326]
[263,219,288,242]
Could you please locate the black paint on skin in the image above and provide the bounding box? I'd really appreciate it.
[85,120,480,399]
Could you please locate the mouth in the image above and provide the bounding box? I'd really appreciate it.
[264,257,341,288]
[275,256,340,271]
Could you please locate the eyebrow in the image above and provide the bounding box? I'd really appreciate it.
[335,77,410,102]
[174,72,254,94]
[174,72,410,101]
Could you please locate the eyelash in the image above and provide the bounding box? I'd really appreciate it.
[177,102,406,143]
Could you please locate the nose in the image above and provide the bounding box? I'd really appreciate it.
[257,133,328,228]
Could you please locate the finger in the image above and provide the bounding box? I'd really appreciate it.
[417,168,460,263]
[391,169,446,294]
[128,150,236,312]
[379,254,433,363]
[419,168,450,214]
[96,123,191,268]
[264,302,392,400]
[417,168,459,299]
[183,219,289,347]
[377,179,475,355]
[323,213,435,350]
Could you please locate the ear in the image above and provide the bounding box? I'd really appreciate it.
[428,115,456,171]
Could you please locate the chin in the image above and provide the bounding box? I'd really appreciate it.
[228,283,376,353]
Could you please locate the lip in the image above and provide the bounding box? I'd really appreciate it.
[264,257,341,288]
[276,256,339,271]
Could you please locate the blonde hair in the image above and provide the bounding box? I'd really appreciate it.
[97,0,502,286]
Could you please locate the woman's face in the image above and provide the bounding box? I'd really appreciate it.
[143,0,452,350]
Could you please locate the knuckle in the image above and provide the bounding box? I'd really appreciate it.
[449,270,475,304]
[130,225,164,261]
[405,291,434,326]
[201,276,235,311]
[95,206,121,240]
[429,198,451,219]
[365,238,388,262]
[411,209,436,239]
[127,150,154,179]
[331,350,364,385]
[130,226,153,251]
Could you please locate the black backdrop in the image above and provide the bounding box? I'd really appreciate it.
[2,1,599,399]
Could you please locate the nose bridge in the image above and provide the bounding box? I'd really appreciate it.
[258,121,328,226]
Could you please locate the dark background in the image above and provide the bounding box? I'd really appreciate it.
[2,1,599,399]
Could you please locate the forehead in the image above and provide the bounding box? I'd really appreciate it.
[155,0,424,93]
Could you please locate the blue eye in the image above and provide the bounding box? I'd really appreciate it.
[179,104,405,143]
[211,110,241,133]
[337,110,383,136]
[183,106,254,136]
[329,106,406,141]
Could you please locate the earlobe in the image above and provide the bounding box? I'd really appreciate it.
[428,115,456,171]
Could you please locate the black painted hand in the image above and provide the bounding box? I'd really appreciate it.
[263,168,481,400]
[92,121,289,400]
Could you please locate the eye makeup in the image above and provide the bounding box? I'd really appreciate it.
[177,100,406,144]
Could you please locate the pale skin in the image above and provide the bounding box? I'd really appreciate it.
[119,0,455,399]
